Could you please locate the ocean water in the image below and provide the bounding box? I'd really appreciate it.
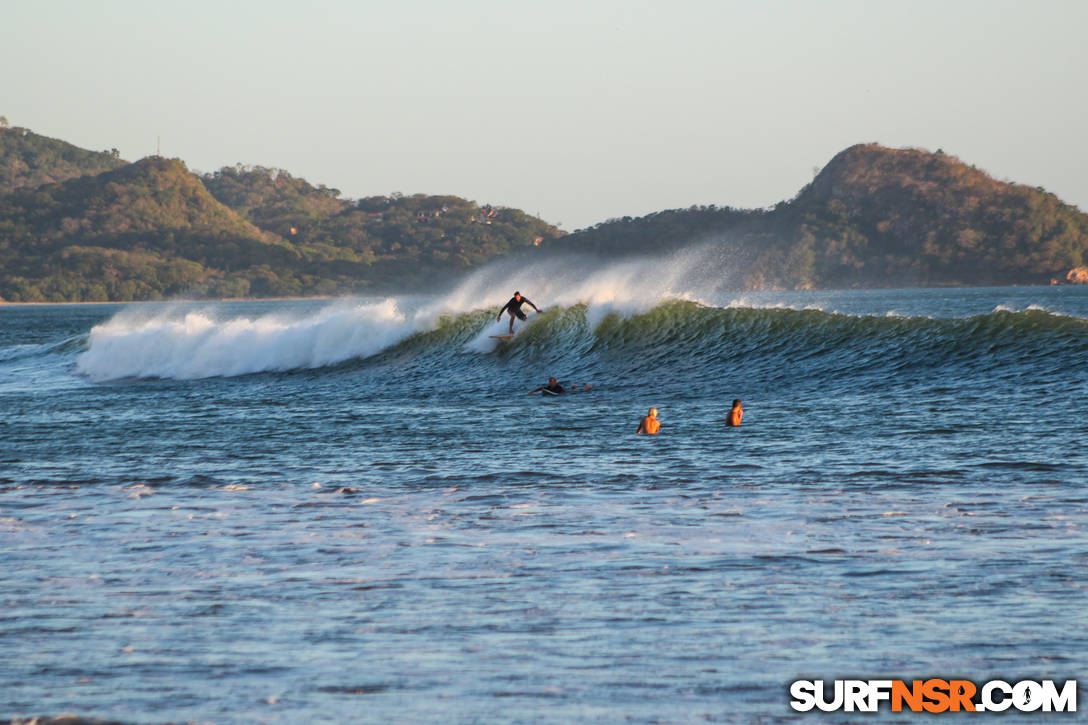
[3,254,1088,723]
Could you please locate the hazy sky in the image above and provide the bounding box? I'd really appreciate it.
[4,0,1086,229]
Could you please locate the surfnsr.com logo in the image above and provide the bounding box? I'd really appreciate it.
[789,679,1077,713]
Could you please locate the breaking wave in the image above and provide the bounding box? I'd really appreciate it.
[65,248,1088,383]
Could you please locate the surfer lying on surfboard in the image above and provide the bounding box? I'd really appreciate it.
[497,291,541,334]
[528,378,593,395]
[528,377,564,395]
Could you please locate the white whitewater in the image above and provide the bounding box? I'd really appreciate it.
[76,246,730,381]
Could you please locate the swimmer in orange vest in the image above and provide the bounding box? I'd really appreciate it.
[637,407,661,434]
[726,399,743,427]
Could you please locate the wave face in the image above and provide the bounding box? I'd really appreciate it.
[72,255,1088,395]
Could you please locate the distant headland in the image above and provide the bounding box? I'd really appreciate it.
[2,120,1087,302]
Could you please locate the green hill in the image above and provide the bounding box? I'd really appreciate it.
[0,156,299,301]
[202,165,559,278]
[3,127,1087,301]
[781,144,1088,287]
[546,144,1088,289]
[0,125,126,194]
[0,137,562,301]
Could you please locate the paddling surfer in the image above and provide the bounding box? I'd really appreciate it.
[528,378,593,395]
[529,377,565,395]
[497,291,541,334]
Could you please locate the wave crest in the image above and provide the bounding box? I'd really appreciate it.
[75,299,435,381]
[73,295,1088,382]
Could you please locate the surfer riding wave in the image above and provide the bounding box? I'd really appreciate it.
[497,291,541,334]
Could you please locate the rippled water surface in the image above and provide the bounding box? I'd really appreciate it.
[3,285,1088,723]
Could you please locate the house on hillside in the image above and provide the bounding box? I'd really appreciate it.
[416,206,449,221]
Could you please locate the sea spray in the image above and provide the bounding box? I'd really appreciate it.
[76,246,735,380]
[72,246,1088,382]
[75,298,439,381]
[444,242,731,317]
[71,297,1088,385]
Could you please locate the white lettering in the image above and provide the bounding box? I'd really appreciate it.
[1041,680,1077,712]
[868,680,893,711]
[790,677,1076,713]
[844,680,869,712]
[982,680,1013,712]
[789,681,817,712]
[1014,680,1044,712]
[815,680,844,712]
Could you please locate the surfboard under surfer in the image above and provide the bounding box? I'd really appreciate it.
[497,291,541,334]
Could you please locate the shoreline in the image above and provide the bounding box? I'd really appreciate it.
[2,284,1084,308]
[0,295,341,308]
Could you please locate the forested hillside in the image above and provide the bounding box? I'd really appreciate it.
[2,125,1087,301]
[547,144,1088,288]
[203,165,559,276]
[0,127,562,301]
[782,144,1088,287]
[0,157,296,301]
[0,123,126,195]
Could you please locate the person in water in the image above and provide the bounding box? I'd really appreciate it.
[528,379,593,395]
[497,291,541,333]
[637,407,661,434]
[726,399,743,427]
[529,377,565,395]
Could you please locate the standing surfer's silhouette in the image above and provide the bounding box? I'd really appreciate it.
[496,291,541,334]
